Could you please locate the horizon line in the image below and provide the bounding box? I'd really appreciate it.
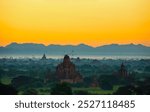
[1,42,150,47]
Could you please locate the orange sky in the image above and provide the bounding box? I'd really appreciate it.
[0,0,150,47]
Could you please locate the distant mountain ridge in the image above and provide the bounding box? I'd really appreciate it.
[0,43,150,56]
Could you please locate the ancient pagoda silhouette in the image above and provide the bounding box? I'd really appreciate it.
[56,55,83,83]
[41,54,47,60]
[119,63,128,77]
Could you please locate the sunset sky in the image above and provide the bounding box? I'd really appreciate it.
[0,0,150,47]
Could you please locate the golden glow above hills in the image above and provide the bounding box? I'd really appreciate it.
[0,0,150,47]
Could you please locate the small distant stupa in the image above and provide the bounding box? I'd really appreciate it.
[55,55,83,83]
[41,54,47,60]
[118,63,128,77]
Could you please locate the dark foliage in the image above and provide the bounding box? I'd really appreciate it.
[11,76,43,89]
[0,83,18,95]
[51,82,72,95]
[114,78,150,95]
[99,75,118,90]
[113,85,136,95]
[74,90,90,95]
[23,88,38,95]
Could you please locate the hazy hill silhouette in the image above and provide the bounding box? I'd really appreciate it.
[0,43,150,56]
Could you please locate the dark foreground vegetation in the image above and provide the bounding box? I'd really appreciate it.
[0,57,150,95]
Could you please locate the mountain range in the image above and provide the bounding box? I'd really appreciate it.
[0,43,150,56]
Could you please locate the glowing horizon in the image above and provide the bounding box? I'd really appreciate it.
[1,42,150,48]
[0,0,150,47]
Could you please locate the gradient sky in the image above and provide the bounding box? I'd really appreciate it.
[0,0,150,47]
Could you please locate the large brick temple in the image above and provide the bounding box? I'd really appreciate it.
[56,55,83,83]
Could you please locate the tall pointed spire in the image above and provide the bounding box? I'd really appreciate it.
[119,63,128,77]
[41,54,47,60]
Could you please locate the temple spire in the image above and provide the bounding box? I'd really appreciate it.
[41,54,47,60]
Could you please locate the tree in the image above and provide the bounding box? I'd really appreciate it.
[23,88,38,95]
[74,90,90,95]
[0,67,5,82]
[11,76,44,89]
[113,85,136,95]
[50,82,72,95]
[0,83,18,95]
